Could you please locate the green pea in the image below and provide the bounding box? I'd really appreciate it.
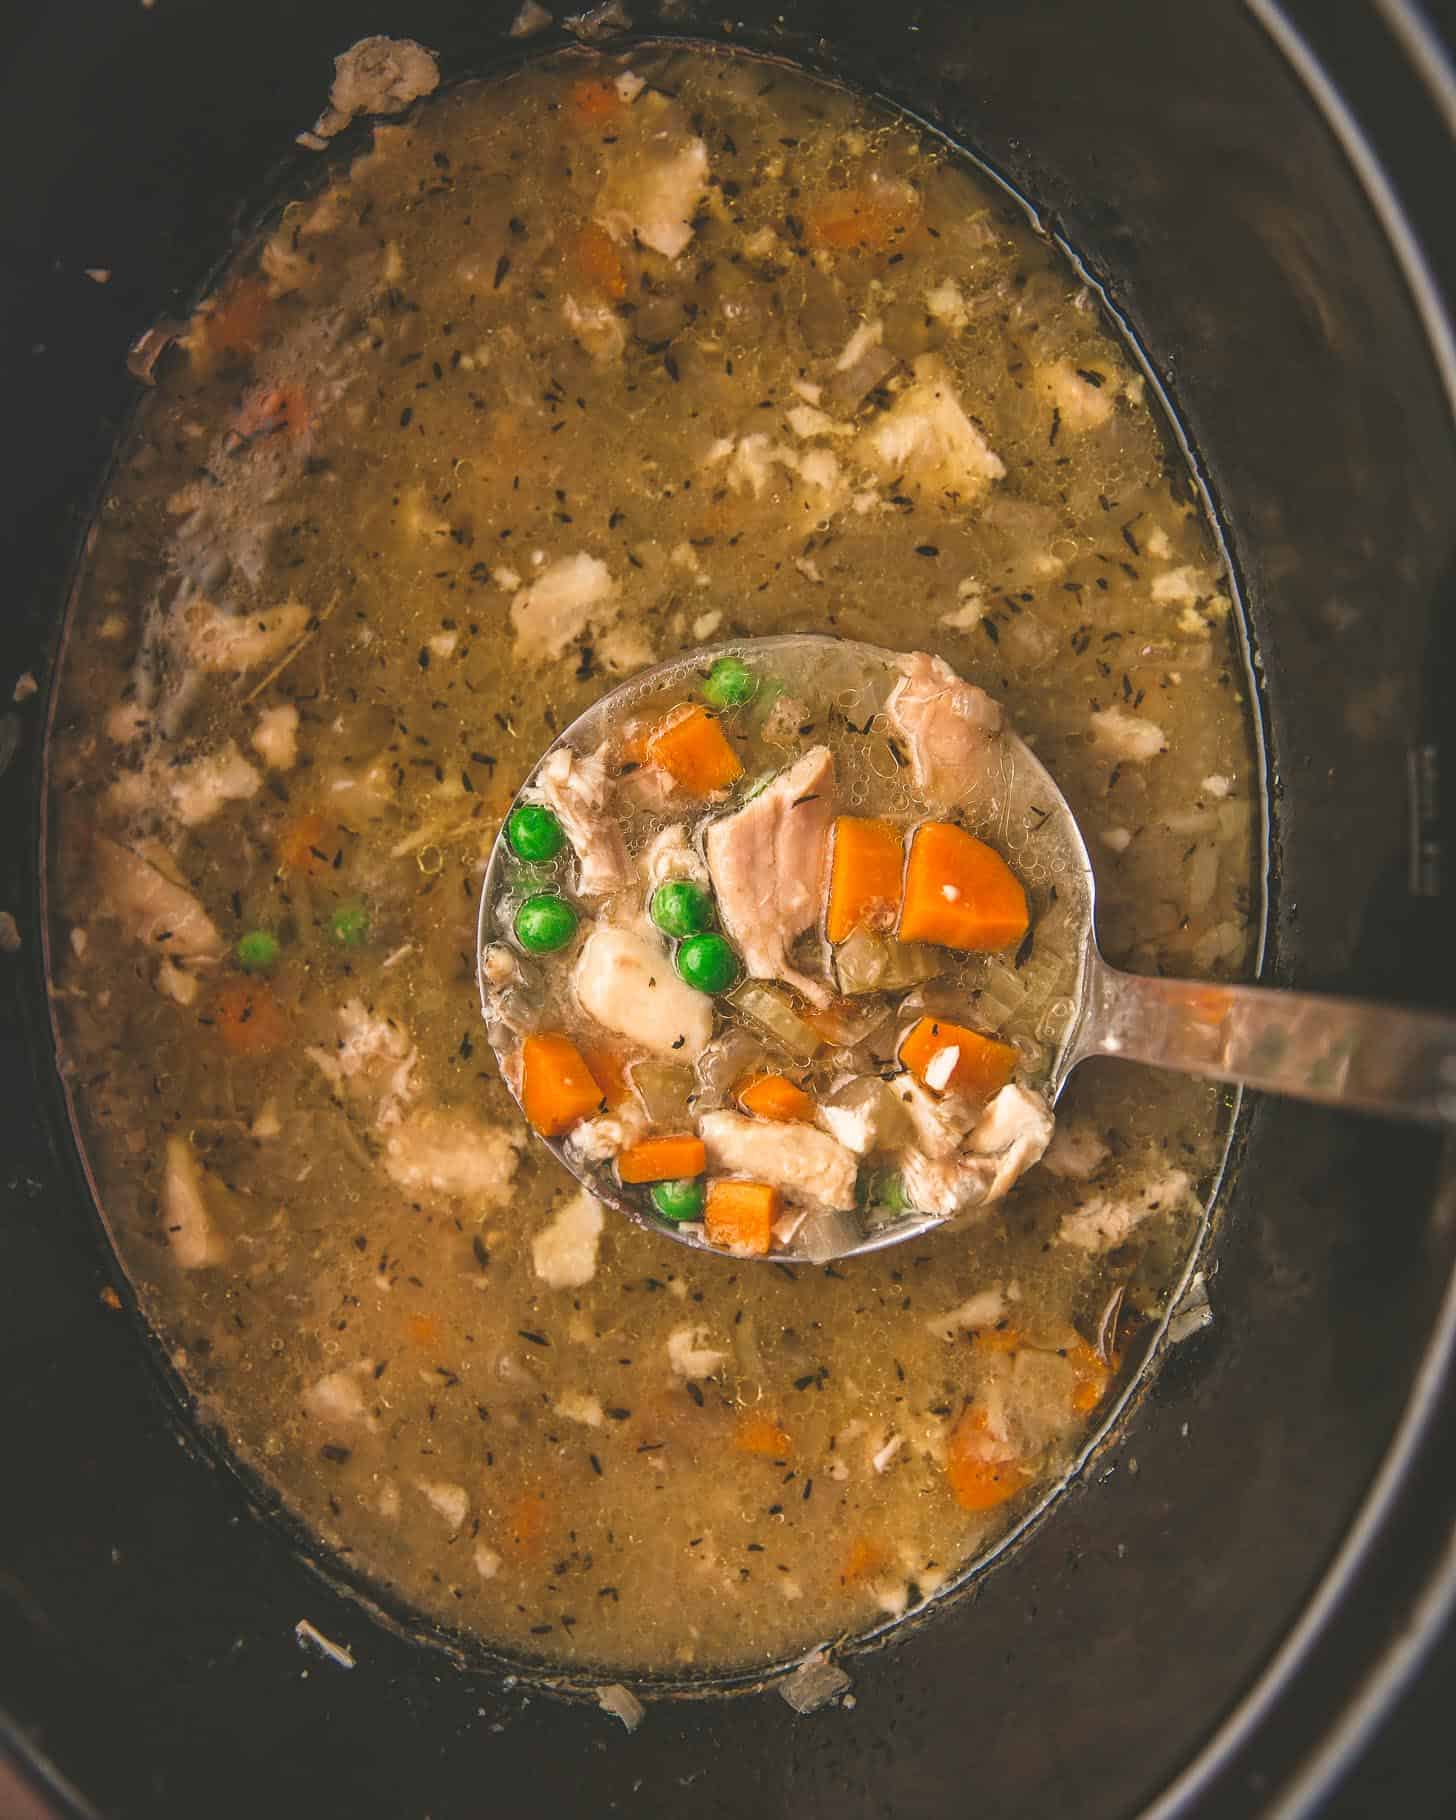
[675,932,739,995]
[329,901,370,947]
[878,1171,911,1214]
[649,879,714,939]
[514,892,579,955]
[858,1167,911,1215]
[651,1177,705,1222]
[701,655,758,710]
[235,930,279,974]
[506,803,566,863]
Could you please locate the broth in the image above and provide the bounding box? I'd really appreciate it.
[45,42,1257,1676]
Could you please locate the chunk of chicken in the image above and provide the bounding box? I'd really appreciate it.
[858,355,1006,502]
[698,1110,858,1212]
[532,1188,605,1289]
[641,822,709,890]
[161,1135,227,1268]
[924,1285,1008,1340]
[572,924,713,1060]
[891,1074,982,1160]
[666,1326,727,1379]
[306,998,418,1128]
[886,651,1004,813]
[704,745,835,1007]
[1057,1166,1192,1253]
[563,294,626,363]
[1035,360,1115,433]
[252,704,299,770]
[595,99,709,260]
[537,743,630,899]
[901,1084,1054,1219]
[381,1109,522,1202]
[817,1077,913,1156]
[567,1103,649,1165]
[94,837,223,963]
[106,741,263,827]
[303,1364,378,1434]
[1042,1120,1110,1180]
[509,552,620,664]
[181,598,309,673]
[1088,706,1167,763]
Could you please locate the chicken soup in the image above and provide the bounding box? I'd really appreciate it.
[45,40,1258,1676]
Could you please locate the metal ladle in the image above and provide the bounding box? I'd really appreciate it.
[480,635,1456,1262]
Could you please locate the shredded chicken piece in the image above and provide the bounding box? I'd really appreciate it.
[1035,360,1115,433]
[94,837,223,963]
[666,1325,726,1378]
[533,1189,605,1288]
[704,745,835,1006]
[886,651,1004,813]
[538,744,630,897]
[901,1085,1053,1219]
[1057,1167,1192,1253]
[252,704,300,770]
[161,1136,227,1269]
[306,999,418,1128]
[699,1111,858,1212]
[859,354,1005,501]
[925,1286,1007,1340]
[1089,706,1167,763]
[641,822,709,890]
[510,553,620,663]
[304,1365,377,1433]
[381,1110,521,1201]
[573,924,713,1059]
[595,99,709,259]
[1042,1121,1110,1181]
[182,599,309,673]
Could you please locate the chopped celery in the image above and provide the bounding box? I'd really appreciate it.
[834,928,944,996]
[727,980,822,1061]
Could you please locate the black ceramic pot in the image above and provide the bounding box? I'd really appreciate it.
[2,3,1453,1816]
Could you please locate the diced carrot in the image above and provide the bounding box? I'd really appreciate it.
[212,979,288,1056]
[277,811,334,876]
[647,704,744,795]
[618,1134,707,1184]
[826,816,904,943]
[805,183,919,253]
[705,1179,779,1256]
[406,1313,442,1350]
[897,821,1030,952]
[840,1536,889,1584]
[235,382,312,441]
[567,76,624,126]
[944,1406,1032,1513]
[581,1043,632,1111]
[1065,1338,1111,1415]
[737,1074,816,1124]
[898,1016,1019,1102]
[732,1412,792,1457]
[570,222,627,301]
[506,1492,549,1556]
[521,1033,604,1137]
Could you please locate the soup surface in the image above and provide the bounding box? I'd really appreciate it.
[45,41,1257,1677]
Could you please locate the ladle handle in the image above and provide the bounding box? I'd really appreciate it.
[1076,957,1456,1125]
